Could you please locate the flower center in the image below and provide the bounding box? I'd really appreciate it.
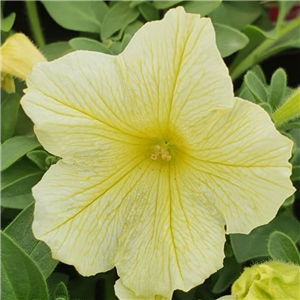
[150,143,171,162]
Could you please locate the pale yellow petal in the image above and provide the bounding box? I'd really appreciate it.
[115,161,225,298]
[22,7,234,163]
[33,155,225,297]
[1,33,46,80]
[182,98,295,234]
[21,51,147,163]
[32,156,151,275]
[115,279,169,300]
[118,6,234,137]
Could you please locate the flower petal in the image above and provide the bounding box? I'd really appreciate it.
[33,157,225,297]
[115,279,169,300]
[182,98,295,234]
[32,156,151,275]
[119,6,234,135]
[21,51,147,162]
[21,7,234,163]
[115,162,225,298]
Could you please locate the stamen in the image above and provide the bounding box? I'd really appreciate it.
[150,153,158,160]
[161,154,171,161]
[150,144,172,161]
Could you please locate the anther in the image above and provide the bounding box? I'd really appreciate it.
[150,153,158,160]
[150,144,172,161]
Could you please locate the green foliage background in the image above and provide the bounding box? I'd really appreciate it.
[1,1,300,300]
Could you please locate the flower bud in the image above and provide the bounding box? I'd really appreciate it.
[1,73,15,93]
[1,33,46,91]
[231,261,300,299]
[272,87,300,127]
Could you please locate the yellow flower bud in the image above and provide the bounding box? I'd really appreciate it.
[0,33,46,84]
[231,261,300,300]
[272,87,300,128]
[1,73,15,94]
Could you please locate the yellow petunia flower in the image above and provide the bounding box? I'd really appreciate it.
[20,7,295,299]
[0,33,46,93]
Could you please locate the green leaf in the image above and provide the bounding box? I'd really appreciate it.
[41,42,73,61]
[130,1,147,8]
[109,41,122,55]
[138,2,159,21]
[1,231,49,300]
[245,24,277,40]
[1,12,16,32]
[269,68,287,109]
[1,194,33,210]
[121,34,132,52]
[290,129,300,166]
[238,86,256,103]
[279,120,300,131]
[101,2,140,40]
[118,21,144,52]
[209,1,263,30]
[26,150,50,170]
[291,166,300,181]
[244,70,268,103]
[212,255,242,294]
[231,215,300,263]
[124,20,144,36]
[1,92,20,143]
[214,23,249,58]
[268,231,300,265]
[14,106,34,136]
[251,65,267,84]
[1,160,43,209]
[129,0,149,7]
[282,195,295,207]
[42,1,108,33]
[230,25,267,72]
[182,1,221,16]
[48,272,69,300]
[108,1,119,8]
[4,203,58,278]
[69,37,112,54]
[1,135,40,171]
[152,1,182,10]
[54,282,69,300]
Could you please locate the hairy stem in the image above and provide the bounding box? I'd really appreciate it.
[25,1,45,47]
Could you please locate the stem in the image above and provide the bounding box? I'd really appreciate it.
[230,17,300,81]
[25,1,45,47]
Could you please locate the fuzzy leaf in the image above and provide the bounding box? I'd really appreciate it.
[1,231,49,300]
[1,135,40,171]
[4,203,58,278]
[42,1,108,33]
[268,231,300,265]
